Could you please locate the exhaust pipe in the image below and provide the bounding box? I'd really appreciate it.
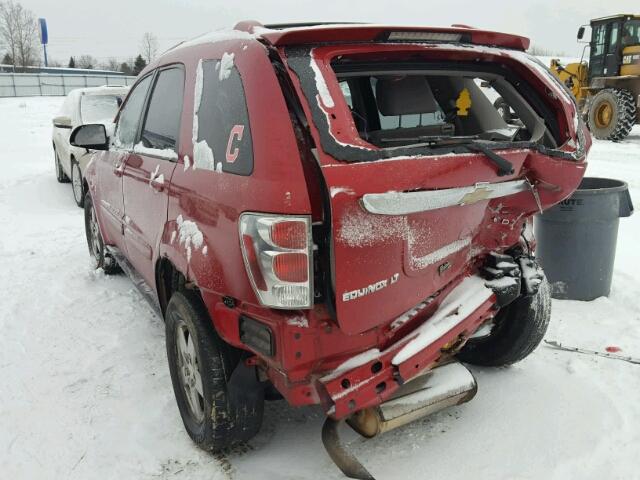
[347,362,477,438]
[322,362,477,479]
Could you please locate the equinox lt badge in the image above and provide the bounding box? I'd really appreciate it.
[342,273,400,302]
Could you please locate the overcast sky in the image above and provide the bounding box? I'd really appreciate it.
[17,0,640,64]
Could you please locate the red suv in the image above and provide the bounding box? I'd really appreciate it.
[71,22,588,476]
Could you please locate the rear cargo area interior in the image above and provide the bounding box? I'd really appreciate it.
[332,63,560,149]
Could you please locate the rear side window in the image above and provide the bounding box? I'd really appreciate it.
[196,59,253,175]
[115,75,152,149]
[140,67,185,152]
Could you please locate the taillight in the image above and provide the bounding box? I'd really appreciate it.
[239,213,313,309]
[269,220,307,249]
[272,253,308,282]
[241,234,268,291]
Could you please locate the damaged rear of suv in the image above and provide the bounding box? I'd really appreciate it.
[73,21,588,478]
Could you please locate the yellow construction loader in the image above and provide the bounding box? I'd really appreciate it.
[550,14,640,141]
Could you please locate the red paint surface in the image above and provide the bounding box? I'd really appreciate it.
[84,27,588,418]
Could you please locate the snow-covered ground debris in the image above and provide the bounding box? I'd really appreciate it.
[1,96,640,480]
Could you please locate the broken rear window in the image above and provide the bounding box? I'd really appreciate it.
[285,47,572,163]
[338,75,525,148]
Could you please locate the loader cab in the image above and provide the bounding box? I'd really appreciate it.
[587,15,640,79]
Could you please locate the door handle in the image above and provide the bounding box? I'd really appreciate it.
[113,154,128,177]
[150,178,165,192]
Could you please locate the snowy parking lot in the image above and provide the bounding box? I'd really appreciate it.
[1,96,640,480]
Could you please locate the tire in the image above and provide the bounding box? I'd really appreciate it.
[587,88,637,142]
[493,97,513,123]
[165,291,264,451]
[55,149,69,183]
[84,193,119,274]
[457,276,551,366]
[71,160,84,208]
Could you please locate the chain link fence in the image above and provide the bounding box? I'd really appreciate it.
[0,73,137,97]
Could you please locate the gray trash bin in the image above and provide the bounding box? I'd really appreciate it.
[534,177,634,300]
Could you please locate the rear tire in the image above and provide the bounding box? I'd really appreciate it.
[458,277,551,366]
[55,149,69,183]
[165,291,264,451]
[587,88,636,142]
[84,193,119,274]
[71,161,84,208]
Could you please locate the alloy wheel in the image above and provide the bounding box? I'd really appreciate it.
[72,164,83,204]
[175,318,205,423]
[88,205,102,265]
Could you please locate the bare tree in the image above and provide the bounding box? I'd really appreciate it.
[0,1,17,67]
[101,57,121,72]
[0,1,39,67]
[140,32,158,64]
[76,54,96,69]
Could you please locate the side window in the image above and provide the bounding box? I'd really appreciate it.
[593,24,607,56]
[140,67,185,153]
[114,75,152,149]
[196,60,253,175]
[610,23,620,51]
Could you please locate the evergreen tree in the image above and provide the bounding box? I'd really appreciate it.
[2,53,12,65]
[119,62,132,75]
[132,54,146,75]
[68,56,75,68]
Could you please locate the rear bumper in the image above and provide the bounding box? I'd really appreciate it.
[207,274,497,418]
[318,276,495,419]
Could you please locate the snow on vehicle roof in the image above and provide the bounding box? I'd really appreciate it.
[168,29,256,51]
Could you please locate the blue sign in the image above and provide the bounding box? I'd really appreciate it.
[38,18,48,45]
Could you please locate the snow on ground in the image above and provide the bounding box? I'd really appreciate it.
[1,96,639,480]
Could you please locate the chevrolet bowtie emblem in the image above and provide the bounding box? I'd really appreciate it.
[459,184,493,205]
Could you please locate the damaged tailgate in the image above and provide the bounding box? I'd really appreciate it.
[281,42,587,335]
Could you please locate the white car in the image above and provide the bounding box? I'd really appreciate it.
[52,86,129,207]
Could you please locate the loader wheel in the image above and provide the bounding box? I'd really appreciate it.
[457,276,551,366]
[165,291,264,451]
[587,88,637,142]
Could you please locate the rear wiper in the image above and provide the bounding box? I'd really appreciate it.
[464,142,515,176]
[427,138,515,177]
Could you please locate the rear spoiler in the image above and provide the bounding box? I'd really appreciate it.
[234,21,530,51]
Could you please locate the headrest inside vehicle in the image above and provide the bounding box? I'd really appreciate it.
[375,76,440,116]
